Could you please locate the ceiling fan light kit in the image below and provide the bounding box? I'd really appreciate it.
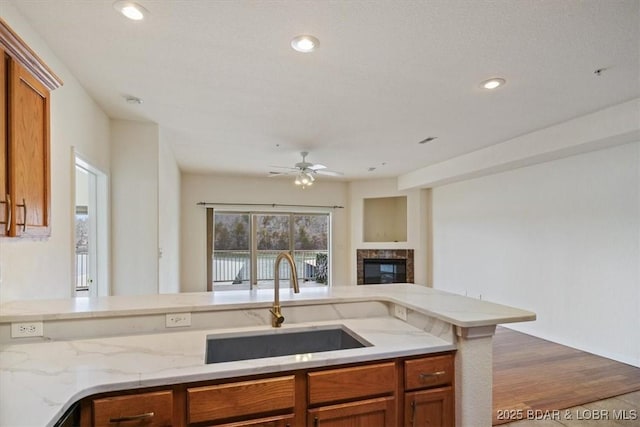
[269,152,343,188]
[295,171,315,188]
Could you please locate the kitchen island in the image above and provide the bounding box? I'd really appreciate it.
[0,284,535,426]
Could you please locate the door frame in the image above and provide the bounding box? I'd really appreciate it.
[72,149,110,297]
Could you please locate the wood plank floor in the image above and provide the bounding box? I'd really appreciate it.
[493,327,640,425]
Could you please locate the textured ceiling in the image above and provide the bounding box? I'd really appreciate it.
[10,0,640,180]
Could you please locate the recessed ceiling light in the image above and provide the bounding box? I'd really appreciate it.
[291,35,319,53]
[113,1,148,21]
[481,78,506,90]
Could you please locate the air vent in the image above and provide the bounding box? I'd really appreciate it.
[418,136,437,144]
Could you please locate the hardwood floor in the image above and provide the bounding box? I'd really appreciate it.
[493,327,640,426]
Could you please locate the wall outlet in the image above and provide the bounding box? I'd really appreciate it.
[165,312,191,328]
[11,321,44,338]
[393,304,408,321]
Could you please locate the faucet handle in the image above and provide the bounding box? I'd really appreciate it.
[270,307,285,327]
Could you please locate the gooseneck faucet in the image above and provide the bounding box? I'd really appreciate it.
[270,251,300,327]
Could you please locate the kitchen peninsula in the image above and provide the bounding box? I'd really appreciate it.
[0,284,535,426]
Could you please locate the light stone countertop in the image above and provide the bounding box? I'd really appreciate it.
[0,284,535,426]
[2,317,454,427]
[0,283,535,327]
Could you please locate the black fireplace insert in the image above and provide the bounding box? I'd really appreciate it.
[362,258,407,284]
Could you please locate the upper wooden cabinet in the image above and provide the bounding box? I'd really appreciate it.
[0,48,7,236]
[0,19,62,238]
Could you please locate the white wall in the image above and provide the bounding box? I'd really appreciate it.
[432,142,640,367]
[348,178,430,285]
[181,174,349,292]
[0,3,111,302]
[158,131,181,294]
[110,121,159,295]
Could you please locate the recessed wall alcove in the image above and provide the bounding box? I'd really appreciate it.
[363,196,407,242]
[356,249,414,285]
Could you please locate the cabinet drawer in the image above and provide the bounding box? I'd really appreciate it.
[405,354,454,391]
[187,375,295,424]
[92,390,173,426]
[308,362,396,405]
[215,414,295,427]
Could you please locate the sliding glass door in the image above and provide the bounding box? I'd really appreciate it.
[210,210,329,291]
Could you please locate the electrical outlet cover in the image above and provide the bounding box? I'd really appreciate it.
[11,321,44,338]
[165,312,191,328]
[394,304,408,321]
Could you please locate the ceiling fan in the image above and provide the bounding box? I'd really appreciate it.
[269,152,343,187]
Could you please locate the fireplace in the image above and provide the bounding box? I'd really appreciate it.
[356,249,414,285]
[363,258,406,284]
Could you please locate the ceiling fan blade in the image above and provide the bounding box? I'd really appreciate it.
[309,164,327,171]
[268,171,295,177]
[315,169,344,177]
[269,165,298,170]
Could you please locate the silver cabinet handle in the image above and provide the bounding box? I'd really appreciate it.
[109,411,154,423]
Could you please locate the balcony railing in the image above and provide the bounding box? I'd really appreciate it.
[75,252,89,291]
[213,250,327,287]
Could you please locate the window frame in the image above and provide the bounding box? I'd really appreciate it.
[207,208,331,291]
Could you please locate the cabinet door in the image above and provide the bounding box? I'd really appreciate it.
[0,49,7,236]
[404,387,453,427]
[308,396,395,427]
[8,57,50,237]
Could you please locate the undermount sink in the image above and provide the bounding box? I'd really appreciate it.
[205,325,371,364]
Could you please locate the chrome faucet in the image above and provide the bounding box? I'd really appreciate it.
[270,251,300,327]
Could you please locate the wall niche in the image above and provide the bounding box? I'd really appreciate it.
[363,196,407,242]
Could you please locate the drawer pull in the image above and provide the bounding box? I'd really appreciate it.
[419,370,446,380]
[109,411,155,423]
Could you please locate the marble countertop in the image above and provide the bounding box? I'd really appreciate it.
[0,284,535,426]
[2,317,454,427]
[0,283,535,328]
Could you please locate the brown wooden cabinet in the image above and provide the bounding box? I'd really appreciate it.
[0,47,7,236]
[78,352,454,427]
[307,362,396,426]
[308,396,395,427]
[405,387,453,427]
[0,19,62,238]
[403,354,455,427]
[187,376,296,425]
[92,390,174,427]
[212,414,295,427]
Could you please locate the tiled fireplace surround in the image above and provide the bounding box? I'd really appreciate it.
[356,249,414,285]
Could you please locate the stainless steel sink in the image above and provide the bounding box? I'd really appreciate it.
[205,325,371,364]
